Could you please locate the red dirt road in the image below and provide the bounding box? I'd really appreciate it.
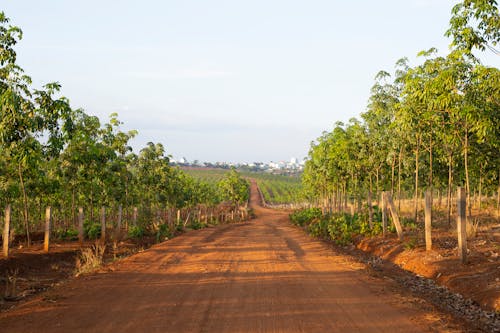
[0,183,437,332]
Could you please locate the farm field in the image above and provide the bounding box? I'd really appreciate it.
[183,167,305,207]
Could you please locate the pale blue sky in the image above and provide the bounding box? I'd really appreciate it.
[3,1,498,162]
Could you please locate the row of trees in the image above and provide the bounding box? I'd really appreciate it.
[0,12,249,243]
[302,0,499,224]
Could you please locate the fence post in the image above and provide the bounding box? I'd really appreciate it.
[100,206,106,242]
[176,209,180,225]
[44,207,52,252]
[425,190,432,251]
[457,187,467,264]
[386,192,403,241]
[3,204,11,257]
[381,192,387,237]
[78,207,84,244]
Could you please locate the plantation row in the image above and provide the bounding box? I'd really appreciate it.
[184,168,306,207]
[253,175,304,206]
[302,1,500,227]
[0,12,250,245]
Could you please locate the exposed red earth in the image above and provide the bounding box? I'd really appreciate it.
[0,181,493,332]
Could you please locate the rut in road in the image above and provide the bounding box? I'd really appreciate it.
[0,181,430,332]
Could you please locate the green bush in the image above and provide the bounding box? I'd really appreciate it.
[84,222,101,240]
[156,224,172,242]
[55,228,79,241]
[188,219,206,230]
[128,226,145,238]
[289,208,322,226]
[291,207,386,246]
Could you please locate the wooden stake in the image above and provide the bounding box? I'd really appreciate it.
[386,192,403,240]
[44,207,52,252]
[3,204,11,257]
[425,190,432,251]
[78,207,84,244]
[457,187,467,264]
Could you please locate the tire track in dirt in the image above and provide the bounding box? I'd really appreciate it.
[0,180,461,332]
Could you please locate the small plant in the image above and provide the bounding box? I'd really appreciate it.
[85,222,101,240]
[188,219,206,230]
[404,237,417,250]
[75,243,106,276]
[156,224,171,243]
[466,218,480,238]
[54,228,79,241]
[289,208,322,226]
[4,268,19,300]
[128,226,145,238]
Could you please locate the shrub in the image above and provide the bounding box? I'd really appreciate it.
[290,208,322,226]
[156,224,172,243]
[75,243,106,276]
[128,226,145,238]
[188,219,206,230]
[84,222,101,240]
[54,228,79,241]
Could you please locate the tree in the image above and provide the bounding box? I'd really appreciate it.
[446,0,500,54]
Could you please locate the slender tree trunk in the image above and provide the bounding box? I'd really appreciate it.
[18,163,30,246]
[90,186,94,221]
[478,173,483,212]
[391,154,395,195]
[398,147,402,213]
[414,138,420,223]
[429,138,433,189]
[368,175,373,228]
[464,130,471,221]
[447,154,453,227]
[71,186,76,226]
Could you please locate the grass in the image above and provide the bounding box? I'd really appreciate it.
[75,243,106,276]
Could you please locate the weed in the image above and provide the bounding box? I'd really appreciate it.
[156,224,171,243]
[54,228,78,241]
[467,218,480,238]
[84,222,101,240]
[128,226,145,238]
[404,237,418,250]
[75,243,106,276]
[4,268,19,300]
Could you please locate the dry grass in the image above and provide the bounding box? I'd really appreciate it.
[75,243,106,276]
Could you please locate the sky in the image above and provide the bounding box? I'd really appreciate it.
[2,1,499,163]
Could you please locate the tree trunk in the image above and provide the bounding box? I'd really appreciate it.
[464,130,471,221]
[414,138,420,223]
[391,154,396,195]
[478,173,483,212]
[429,138,433,189]
[447,154,453,227]
[398,147,402,213]
[368,176,373,228]
[18,163,30,247]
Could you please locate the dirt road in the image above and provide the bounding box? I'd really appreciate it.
[0,182,437,332]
